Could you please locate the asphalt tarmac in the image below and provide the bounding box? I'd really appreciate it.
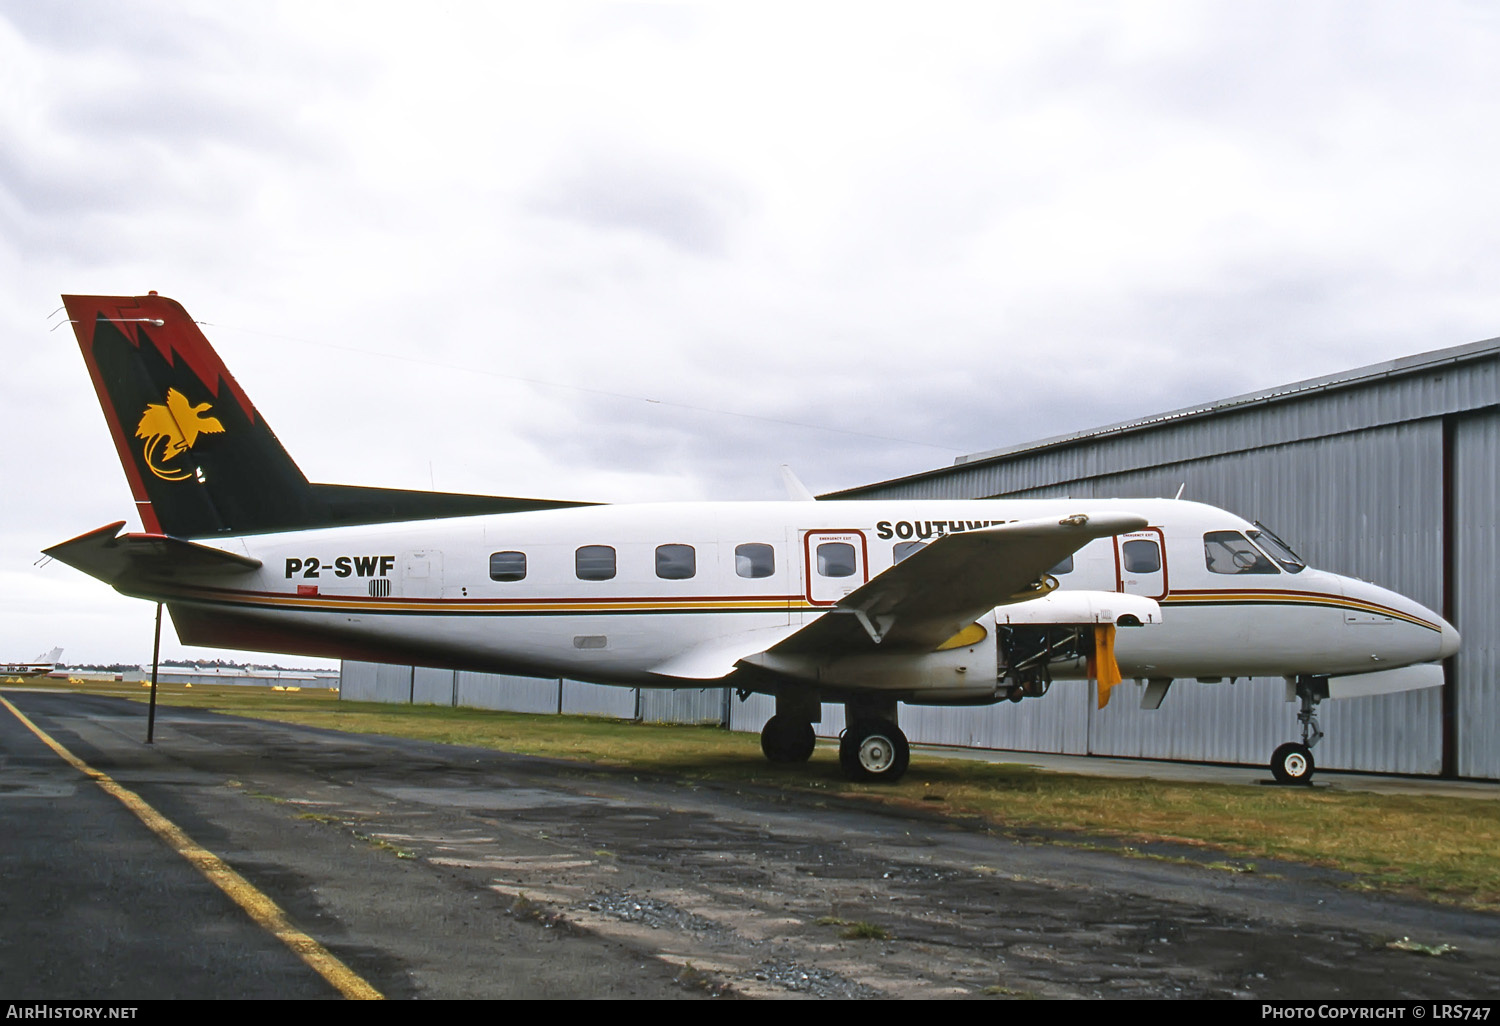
[3,688,1497,1001]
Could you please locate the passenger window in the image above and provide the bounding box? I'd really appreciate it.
[817,542,856,578]
[1048,554,1074,575]
[893,541,926,563]
[1204,531,1278,574]
[655,543,696,580]
[488,551,527,582]
[575,545,616,581]
[1122,539,1161,574]
[735,543,775,579]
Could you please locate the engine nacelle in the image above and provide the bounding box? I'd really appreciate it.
[991,590,1162,703]
[994,590,1162,627]
[750,591,1163,704]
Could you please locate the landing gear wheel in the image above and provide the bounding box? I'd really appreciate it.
[838,720,910,783]
[1271,742,1315,785]
[760,715,816,764]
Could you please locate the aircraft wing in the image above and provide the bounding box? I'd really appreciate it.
[648,512,1146,683]
[769,512,1148,656]
[43,522,262,588]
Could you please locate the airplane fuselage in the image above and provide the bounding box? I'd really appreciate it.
[130,497,1455,698]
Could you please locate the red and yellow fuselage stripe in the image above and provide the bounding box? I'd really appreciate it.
[1161,589,1442,632]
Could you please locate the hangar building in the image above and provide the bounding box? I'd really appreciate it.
[828,336,1500,780]
[343,335,1499,781]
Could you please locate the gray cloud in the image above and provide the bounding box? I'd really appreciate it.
[2,0,212,59]
[527,148,752,256]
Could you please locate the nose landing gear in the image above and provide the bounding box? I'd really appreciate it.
[1271,676,1327,785]
[1271,741,1314,784]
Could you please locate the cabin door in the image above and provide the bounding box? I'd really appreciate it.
[1114,529,1167,600]
[803,530,868,606]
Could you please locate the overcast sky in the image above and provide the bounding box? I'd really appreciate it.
[4,1,1499,667]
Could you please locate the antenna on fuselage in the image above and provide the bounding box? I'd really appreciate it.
[1173,482,1186,500]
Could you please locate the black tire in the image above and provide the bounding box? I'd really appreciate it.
[1271,742,1315,785]
[838,728,860,777]
[760,715,817,764]
[838,720,910,783]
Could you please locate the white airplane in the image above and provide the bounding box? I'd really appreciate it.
[46,293,1459,784]
[2,648,63,680]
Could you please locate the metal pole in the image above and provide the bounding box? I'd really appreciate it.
[146,602,162,744]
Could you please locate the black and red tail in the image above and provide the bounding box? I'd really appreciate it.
[62,293,590,538]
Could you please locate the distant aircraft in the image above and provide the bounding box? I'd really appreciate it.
[45,294,1459,783]
[3,648,63,679]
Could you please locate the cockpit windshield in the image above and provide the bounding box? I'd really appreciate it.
[1205,531,1279,574]
[1248,524,1306,573]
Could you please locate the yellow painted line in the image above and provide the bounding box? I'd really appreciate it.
[0,695,382,1000]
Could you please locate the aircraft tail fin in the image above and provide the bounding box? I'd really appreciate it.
[62,293,320,538]
[61,293,593,538]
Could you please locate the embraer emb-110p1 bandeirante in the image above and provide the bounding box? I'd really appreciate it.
[46,294,1460,784]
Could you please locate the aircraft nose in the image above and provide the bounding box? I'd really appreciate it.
[1340,575,1459,666]
[1438,617,1461,660]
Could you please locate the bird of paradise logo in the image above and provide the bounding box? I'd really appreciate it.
[136,388,225,481]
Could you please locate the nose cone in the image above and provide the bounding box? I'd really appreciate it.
[1439,617,1462,660]
[1338,575,1459,667]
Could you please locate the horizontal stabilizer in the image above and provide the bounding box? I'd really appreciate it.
[44,522,261,589]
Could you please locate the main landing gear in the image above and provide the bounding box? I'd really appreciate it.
[760,714,817,764]
[838,718,910,783]
[1271,676,1327,785]
[754,696,912,783]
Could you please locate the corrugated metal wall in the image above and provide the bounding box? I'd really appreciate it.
[412,666,456,705]
[341,661,726,726]
[457,672,560,714]
[640,687,730,725]
[562,681,638,719]
[339,660,419,703]
[1453,409,1500,779]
